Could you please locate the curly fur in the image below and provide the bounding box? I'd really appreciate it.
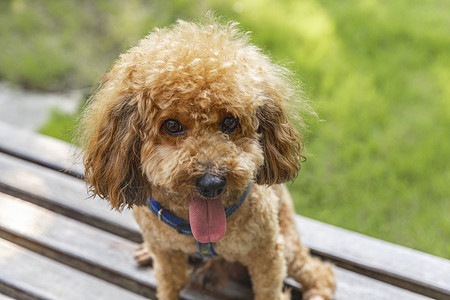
[79,18,335,300]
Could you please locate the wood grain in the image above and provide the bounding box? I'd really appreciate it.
[0,121,83,178]
[0,239,148,300]
[0,152,142,243]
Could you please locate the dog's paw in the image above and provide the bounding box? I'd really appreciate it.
[302,292,330,300]
[133,244,153,267]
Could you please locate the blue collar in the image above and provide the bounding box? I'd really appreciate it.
[147,184,252,258]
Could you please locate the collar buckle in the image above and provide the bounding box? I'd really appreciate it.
[157,208,164,221]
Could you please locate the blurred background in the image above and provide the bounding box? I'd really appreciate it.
[0,0,448,258]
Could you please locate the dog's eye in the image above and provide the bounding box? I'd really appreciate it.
[221,117,239,133]
[163,119,184,136]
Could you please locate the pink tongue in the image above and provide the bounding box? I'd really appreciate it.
[189,197,226,243]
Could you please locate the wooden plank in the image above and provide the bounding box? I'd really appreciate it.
[0,239,148,300]
[0,294,14,300]
[287,269,432,300]
[0,193,433,300]
[0,152,142,243]
[333,268,431,300]
[1,152,449,299]
[296,216,450,299]
[0,120,83,178]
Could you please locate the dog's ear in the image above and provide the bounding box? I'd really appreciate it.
[81,89,150,211]
[255,100,305,185]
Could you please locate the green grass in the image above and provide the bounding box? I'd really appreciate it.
[38,108,79,143]
[3,0,449,258]
[0,0,205,91]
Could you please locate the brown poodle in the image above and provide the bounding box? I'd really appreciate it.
[79,18,335,300]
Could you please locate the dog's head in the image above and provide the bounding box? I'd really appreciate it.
[80,20,306,218]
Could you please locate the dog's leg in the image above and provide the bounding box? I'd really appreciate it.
[152,248,189,300]
[241,238,290,300]
[279,196,336,300]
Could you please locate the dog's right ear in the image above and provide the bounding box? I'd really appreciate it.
[80,81,150,211]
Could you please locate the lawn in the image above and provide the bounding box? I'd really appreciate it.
[2,0,449,258]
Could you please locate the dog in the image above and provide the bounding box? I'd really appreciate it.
[79,18,335,300]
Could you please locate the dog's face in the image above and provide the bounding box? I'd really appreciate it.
[80,21,305,217]
[141,96,263,206]
[140,94,267,242]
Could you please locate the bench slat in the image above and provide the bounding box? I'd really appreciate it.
[0,121,83,178]
[296,216,450,299]
[0,152,142,243]
[0,193,432,300]
[0,294,14,300]
[0,239,148,300]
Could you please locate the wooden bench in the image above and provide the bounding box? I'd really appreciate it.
[0,120,448,299]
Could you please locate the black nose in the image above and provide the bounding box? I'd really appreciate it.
[196,174,226,198]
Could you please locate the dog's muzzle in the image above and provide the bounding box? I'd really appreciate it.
[195,174,226,198]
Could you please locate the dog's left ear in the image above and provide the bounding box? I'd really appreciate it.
[80,86,150,211]
[255,99,305,185]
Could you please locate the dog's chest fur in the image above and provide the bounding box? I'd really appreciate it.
[132,184,283,260]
